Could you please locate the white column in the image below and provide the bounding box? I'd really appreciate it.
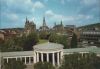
[29,57,31,64]
[16,57,17,61]
[20,57,22,61]
[52,53,55,66]
[34,56,36,63]
[34,52,37,63]
[7,58,8,63]
[25,57,26,64]
[37,52,39,62]
[34,52,36,63]
[57,52,60,66]
[47,53,49,62]
[41,53,43,62]
[61,51,63,60]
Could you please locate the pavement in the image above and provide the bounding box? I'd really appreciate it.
[25,64,34,69]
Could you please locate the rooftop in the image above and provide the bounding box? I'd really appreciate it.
[63,46,100,54]
[1,51,34,57]
[34,42,63,50]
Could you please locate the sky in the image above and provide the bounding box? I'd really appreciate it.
[0,0,100,29]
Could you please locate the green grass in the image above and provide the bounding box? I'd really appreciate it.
[38,39,48,44]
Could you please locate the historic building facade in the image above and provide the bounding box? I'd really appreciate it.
[24,17,36,35]
[39,17,49,31]
[53,21,64,33]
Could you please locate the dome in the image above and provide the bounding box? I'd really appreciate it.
[34,42,63,51]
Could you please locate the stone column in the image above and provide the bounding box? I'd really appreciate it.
[47,53,49,62]
[57,52,60,66]
[16,57,17,61]
[41,53,43,62]
[34,52,36,63]
[7,58,8,63]
[52,53,55,66]
[20,57,22,61]
[25,57,26,64]
[37,52,39,62]
[34,56,36,63]
[61,51,63,60]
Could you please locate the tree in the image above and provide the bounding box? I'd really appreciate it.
[59,53,99,69]
[58,35,68,49]
[70,33,77,48]
[39,31,49,39]
[3,59,26,69]
[0,32,39,52]
[49,33,58,43]
[49,33,68,49]
[22,32,39,51]
[34,62,55,69]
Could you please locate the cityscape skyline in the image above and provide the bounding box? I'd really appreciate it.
[0,0,100,29]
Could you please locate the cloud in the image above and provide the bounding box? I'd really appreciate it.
[1,0,45,14]
[79,0,100,19]
[1,12,19,23]
[61,0,65,4]
[33,1,45,9]
[82,0,99,6]
[45,10,93,22]
[45,10,54,17]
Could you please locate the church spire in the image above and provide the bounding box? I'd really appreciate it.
[43,16,46,26]
[55,22,56,26]
[26,16,28,23]
[61,20,63,26]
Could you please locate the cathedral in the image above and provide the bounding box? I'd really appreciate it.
[24,17,36,35]
[53,20,64,33]
[39,17,49,31]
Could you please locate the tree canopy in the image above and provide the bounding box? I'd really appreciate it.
[49,33,68,49]
[70,33,77,48]
[0,32,39,52]
[59,53,100,69]
[3,59,26,69]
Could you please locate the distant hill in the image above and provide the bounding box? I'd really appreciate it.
[0,28,24,30]
[78,23,100,30]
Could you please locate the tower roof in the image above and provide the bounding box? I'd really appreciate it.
[43,17,46,26]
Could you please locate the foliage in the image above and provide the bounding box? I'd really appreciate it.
[49,33,68,49]
[70,33,77,48]
[78,23,100,29]
[34,62,55,69]
[3,59,26,69]
[57,35,68,49]
[0,37,23,52]
[39,31,50,39]
[59,53,100,69]
[49,33,59,43]
[0,32,39,52]
[22,32,39,51]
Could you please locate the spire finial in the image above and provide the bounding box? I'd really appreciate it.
[26,16,28,22]
[55,22,56,26]
[43,16,46,26]
[61,20,63,25]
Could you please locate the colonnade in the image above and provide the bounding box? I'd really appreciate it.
[35,51,63,66]
[3,56,34,65]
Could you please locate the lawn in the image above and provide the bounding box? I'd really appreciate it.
[38,39,48,44]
